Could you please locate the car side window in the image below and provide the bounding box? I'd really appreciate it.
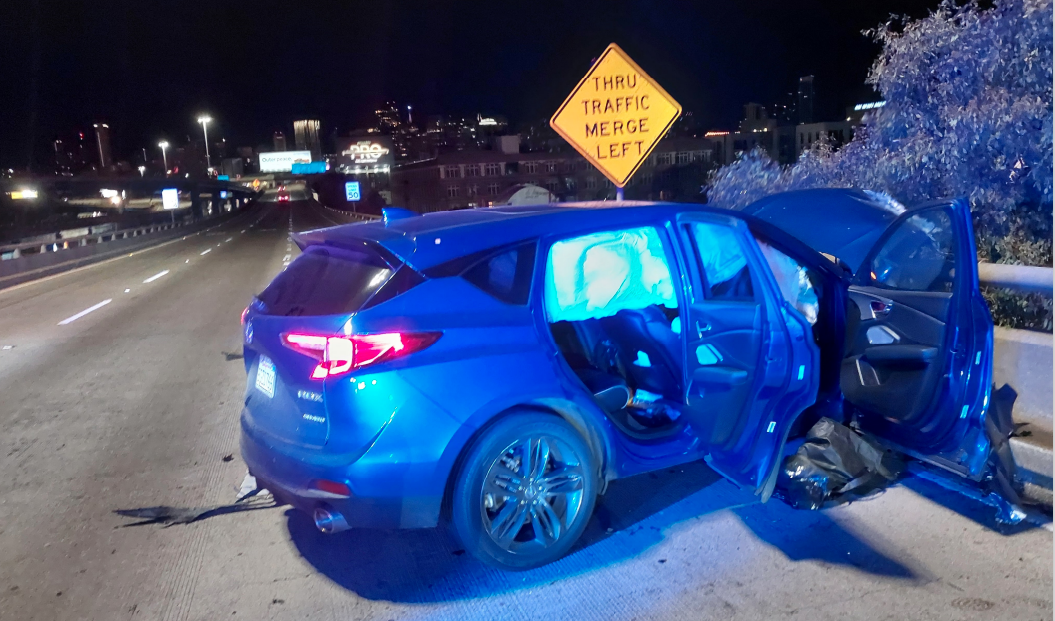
[870,210,956,293]
[462,242,536,305]
[685,221,756,302]
[543,226,678,323]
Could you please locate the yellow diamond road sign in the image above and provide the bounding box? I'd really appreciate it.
[550,43,682,188]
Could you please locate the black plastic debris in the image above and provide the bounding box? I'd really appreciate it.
[775,417,903,510]
[114,494,278,527]
[979,384,1028,524]
[114,477,278,527]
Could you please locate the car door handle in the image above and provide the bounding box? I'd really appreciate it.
[696,320,711,337]
[869,300,892,317]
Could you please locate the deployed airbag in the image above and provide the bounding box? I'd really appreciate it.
[758,241,819,325]
[545,227,677,322]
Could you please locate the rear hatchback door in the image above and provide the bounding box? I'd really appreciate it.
[242,244,396,448]
[844,199,994,478]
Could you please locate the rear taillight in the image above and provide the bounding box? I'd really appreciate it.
[281,331,440,379]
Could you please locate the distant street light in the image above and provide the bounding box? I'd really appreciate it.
[197,115,212,170]
[138,165,146,177]
[158,141,169,174]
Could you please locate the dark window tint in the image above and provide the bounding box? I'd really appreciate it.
[686,221,755,301]
[256,246,392,316]
[361,265,426,309]
[870,210,956,293]
[462,242,536,305]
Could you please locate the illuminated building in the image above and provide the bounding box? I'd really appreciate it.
[294,119,322,161]
[393,135,716,212]
[93,123,112,169]
[375,102,402,131]
[797,75,814,124]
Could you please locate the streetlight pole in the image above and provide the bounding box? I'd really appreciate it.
[158,141,169,174]
[197,116,212,172]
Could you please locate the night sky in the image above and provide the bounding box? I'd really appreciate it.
[0,0,940,169]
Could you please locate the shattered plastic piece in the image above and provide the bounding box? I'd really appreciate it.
[775,417,903,510]
[237,471,268,501]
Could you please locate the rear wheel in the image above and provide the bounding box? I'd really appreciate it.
[451,412,597,570]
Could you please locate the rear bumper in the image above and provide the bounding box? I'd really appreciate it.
[240,411,444,529]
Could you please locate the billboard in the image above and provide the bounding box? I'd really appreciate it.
[291,161,328,175]
[162,188,179,210]
[337,137,393,173]
[259,150,313,173]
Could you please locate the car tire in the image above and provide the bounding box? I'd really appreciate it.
[451,412,598,571]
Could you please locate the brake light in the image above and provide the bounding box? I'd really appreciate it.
[281,331,440,379]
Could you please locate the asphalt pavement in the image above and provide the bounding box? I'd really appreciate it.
[0,188,1050,621]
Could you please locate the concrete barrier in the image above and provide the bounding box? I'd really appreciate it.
[977,262,1053,493]
[978,262,1052,294]
[0,207,249,292]
[993,326,1053,426]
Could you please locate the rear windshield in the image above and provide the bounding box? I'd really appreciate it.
[256,245,393,316]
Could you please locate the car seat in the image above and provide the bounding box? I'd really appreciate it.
[598,306,682,400]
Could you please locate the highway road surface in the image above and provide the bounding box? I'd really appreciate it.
[0,187,1050,621]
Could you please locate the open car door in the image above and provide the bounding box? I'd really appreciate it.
[675,213,819,496]
[843,199,995,480]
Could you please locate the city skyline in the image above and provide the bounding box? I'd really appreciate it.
[0,0,941,170]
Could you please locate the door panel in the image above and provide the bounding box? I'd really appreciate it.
[844,287,948,424]
[848,200,994,477]
[685,302,761,445]
[674,213,815,493]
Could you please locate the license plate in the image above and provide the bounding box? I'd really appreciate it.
[255,356,276,399]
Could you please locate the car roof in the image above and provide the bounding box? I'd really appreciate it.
[295,201,730,270]
[740,188,907,273]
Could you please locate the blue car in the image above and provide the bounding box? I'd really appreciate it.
[240,188,1001,570]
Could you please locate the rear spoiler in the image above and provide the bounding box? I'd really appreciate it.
[291,231,411,272]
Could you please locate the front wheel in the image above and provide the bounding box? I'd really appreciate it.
[451,412,598,571]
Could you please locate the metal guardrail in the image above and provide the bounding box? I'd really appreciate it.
[315,203,382,222]
[0,219,192,261]
[977,263,1052,294]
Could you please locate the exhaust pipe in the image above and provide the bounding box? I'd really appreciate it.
[313,507,350,534]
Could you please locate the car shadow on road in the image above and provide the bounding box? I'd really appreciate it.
[287,461,918,603]
[732,497,919,579]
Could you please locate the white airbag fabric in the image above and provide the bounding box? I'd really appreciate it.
[545,227,676,322]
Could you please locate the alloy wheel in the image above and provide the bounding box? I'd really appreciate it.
[480,435,587,554]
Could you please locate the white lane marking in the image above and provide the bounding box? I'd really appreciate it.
[216,243,221,247]
[124,289,131,293]
[2,345,13,350]
[225,237,233,242]
[200,249,211,256]
[282,254,291,262]
[142,270,169,284]
[58,299,112,325]
[185,259,190,263]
